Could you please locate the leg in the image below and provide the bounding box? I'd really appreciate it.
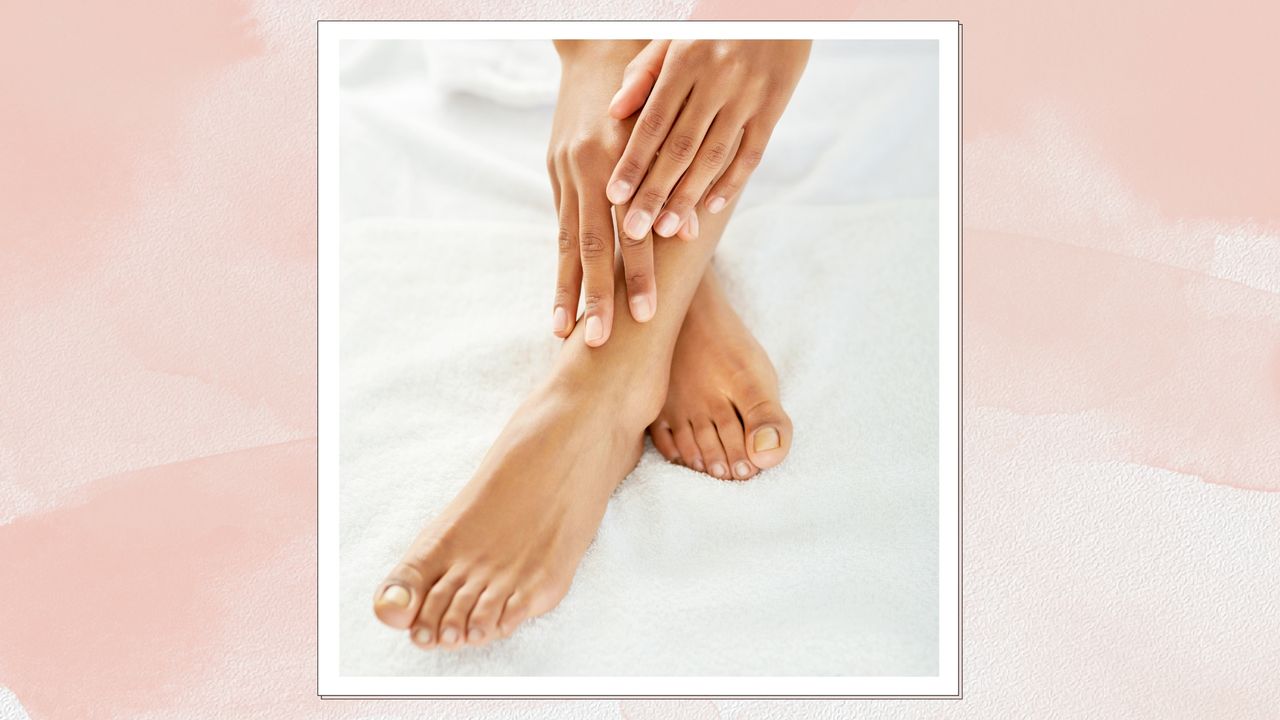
[648,269,793,480]
[372,198,739,648]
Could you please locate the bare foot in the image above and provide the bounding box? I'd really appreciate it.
[372,338,666,649]
[649,270,793,480]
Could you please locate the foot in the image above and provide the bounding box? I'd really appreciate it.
[649,271,793,480]
[372,339,666,649]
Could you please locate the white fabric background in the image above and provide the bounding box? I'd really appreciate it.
[337,39,941,677]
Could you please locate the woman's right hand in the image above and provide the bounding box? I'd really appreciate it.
[548,41,667,347]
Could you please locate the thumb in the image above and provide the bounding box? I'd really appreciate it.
[608,39,671,119]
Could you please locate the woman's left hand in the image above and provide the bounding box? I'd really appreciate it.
[604,40,812,240]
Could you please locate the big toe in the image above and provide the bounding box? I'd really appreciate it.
[741,399,792,471]
[373,562,431,629]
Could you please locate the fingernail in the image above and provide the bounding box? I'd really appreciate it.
[709,462,727,478]
[468,627,486,643]
[553,306,568,333]
[654,211,680,237]
[707,196,726,214]
[585,315,604,344]
[734,462,752,478]
[687,211,699,239]
[690,457,705,472]
[624,210,652,239]
[607,180,632,205]
[413,628,432,644]
[380,585,410,608]
[753,426,780,452]
[630,295,653,322]
[441,626,459,644]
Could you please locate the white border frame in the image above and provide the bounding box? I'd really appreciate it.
[318,20,961,698]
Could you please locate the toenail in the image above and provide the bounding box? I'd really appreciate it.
[380,585,410,608]
[468,627,486,643]
[585,315,603,344]
[413,628,432,644]
[734,462,751,478]
[690,457,705,472]
[553,306,568,334]
[709,462,727,478]
[441,626,460,644]
[753,426,780,452]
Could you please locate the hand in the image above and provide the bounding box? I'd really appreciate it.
[604,40,812,240]
[547,41,655,346]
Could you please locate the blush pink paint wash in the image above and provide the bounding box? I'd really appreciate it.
[1,1,1277,719]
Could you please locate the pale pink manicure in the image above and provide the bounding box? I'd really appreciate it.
[654,211,680,237]
[553,306,568,334]
[624,210,652,239]
[630,295,654,322]
[585,316,604,345]
[607,180,632,205]
[706,196,726,214]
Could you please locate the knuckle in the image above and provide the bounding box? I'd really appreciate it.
[557,227,575,253]
[626,270,649,288]
[664,133,697,162]
[620,231,650,249]
[578,230,609,259]
[553,284,575,305]
[582,291,607,310]
[701,140,730,168]
[617,154,647,180]
[740,147,765,170]
[638,109,667,138]
[638,188,667,209]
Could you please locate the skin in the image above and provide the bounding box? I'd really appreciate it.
[372,41,795,650]
[606,40,812,242]
[649,269,792,480]
[550,40,811,347]
[547,40,656,347]
[373,189,735,649]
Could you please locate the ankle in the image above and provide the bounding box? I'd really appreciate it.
[549,340,669,430]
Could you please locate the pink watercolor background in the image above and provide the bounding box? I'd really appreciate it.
[2,1,1278,718]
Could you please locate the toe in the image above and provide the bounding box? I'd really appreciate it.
[671,421,703,473]
[498,590,531,637]
[648,421,681,464]
[374,561,434,629]
[438,579,485,649]
[712,406,756,480]
[739,397,793,471]
[410,570,466,648]
[467,583,511,646]
[692,417,731,479]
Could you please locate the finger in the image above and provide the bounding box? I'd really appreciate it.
[608,39,671,120]
[578,182,615,347]
[661,115,744,237]
[613,203,655,323]
[623,88,722,240]
[704,121,772,214]
[553,178,582,338]
[606,69,693,207]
